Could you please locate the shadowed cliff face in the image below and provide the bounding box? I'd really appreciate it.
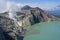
[31,11,40,23]
[0,27,5,40]
[20,6,60,24]
[30,7,60,22]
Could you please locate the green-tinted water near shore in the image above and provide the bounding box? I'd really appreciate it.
[24,22,60,40]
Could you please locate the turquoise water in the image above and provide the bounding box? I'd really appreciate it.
[24,22,60,40]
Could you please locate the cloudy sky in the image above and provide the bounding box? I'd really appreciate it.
[0,0,60,13]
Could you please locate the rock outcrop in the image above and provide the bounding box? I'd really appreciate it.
[30,7,60,22]
[9,5,60,27]
[16,6,60,25]
[0,16,26,40]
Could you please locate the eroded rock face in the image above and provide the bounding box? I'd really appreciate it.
[14,6,60,27]
[30,7,60,22]
[19,6,60,24]
[0,16,25,40]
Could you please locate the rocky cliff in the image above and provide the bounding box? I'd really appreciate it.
[30,7,60,22]
[0,16,26,40]
[10,5,60,27]
[17,5,60,25]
